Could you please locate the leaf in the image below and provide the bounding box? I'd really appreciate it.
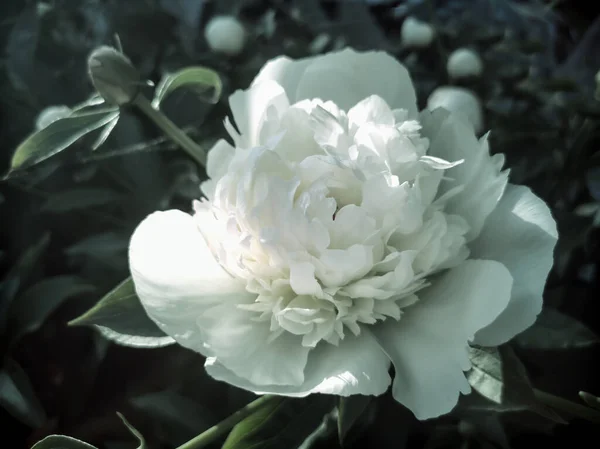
[0,233,50,333]
[66,232,129,259]
[31,435,98,449]
[222,396,335,449]
[129,390,212,444]
[69,277,175,348]
[152,67,223,109]
[7,108,120,175]
[0,359,46,428]
[466,346,565,423]
[337,395,372,446]
[41,188,121,212]
[515,308,599,349]
[8,275,95,342]
[91,114,120,151]
[117,412,147,449]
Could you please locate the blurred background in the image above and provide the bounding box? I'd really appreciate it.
[1,1,599,448]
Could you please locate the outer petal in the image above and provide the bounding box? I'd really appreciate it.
[471,185,558,346]
[253,49,417,117]
[372,260,513,420]
[229,79,290,148]
[129,210,310,386]
[201,138,236,198]
[420,108,509,241]
[205,331,391,397]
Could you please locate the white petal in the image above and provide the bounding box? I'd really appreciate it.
[263,49,418,117]
[372,260,512,419]
[205,330,391,397]
[201,139,236,198]
[128,210,248,355]
[229,80,290,148]
[471,185,558,346]
[197,301,310,386]
[420,108,509,241]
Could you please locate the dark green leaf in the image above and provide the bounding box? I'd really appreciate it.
[337,395,372,446]
[130,390,212,444]
[69,277,175,348]
[66,232,128,259]
[117,412,147,449]
[466,346,565,423]
[7,108,120,175]
[41,188,121,212]
[515,308,599,349]
[0,359,46,428]
[152,67,223,108]
[31,435,98,449]
[222,395,334,449]
[91,114,120,151]
[1,233,50,333]
[8,275,95,342]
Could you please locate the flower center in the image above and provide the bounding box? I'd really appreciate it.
[198,95,470,347]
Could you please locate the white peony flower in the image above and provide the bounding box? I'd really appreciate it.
[447,48,484,79]
[401,17,435,48]
[129,49,557,420]
[204,15,246,56]
[427,86,483,134]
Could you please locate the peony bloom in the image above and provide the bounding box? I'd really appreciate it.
[129,49,557,420]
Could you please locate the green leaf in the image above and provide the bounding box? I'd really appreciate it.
[152,67,222,108]
[515,308,599,349]
[130,390,212,444]
[0,359,46,428]
[1,233,50,333]
[466,346,565,423]
[117,412,147,449]
[8,275,95,342]
[337,396,372,446]
[7,108,120,175]
[41,188,121,212]
[69,277,175,348]
[31,435,98,449]
[223,396,335,449]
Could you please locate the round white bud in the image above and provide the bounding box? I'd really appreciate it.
[204,16,246,56]
[400,17,435,48]
[447,48,483,78]
[427,86,483,133]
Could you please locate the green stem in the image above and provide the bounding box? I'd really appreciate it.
[176,395,275,449]
[534,389,600,423]
[133,95,206,166]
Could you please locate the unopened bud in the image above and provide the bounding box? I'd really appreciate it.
[204,16,246,56]
[88,46,141,106]
[447,48,484,79]
[401,17,435,49]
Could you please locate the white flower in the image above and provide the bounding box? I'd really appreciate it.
[427,86,483,134]
[204,16,246,56]
[401,17,435,48]
[447,48,483,78]
[129,49,557,420]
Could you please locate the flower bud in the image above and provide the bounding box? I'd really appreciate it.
[87,46,141,106]
[427,86,483,133]
[447,48,483,78]
[204,16,246,56]
[401,17,435,48]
